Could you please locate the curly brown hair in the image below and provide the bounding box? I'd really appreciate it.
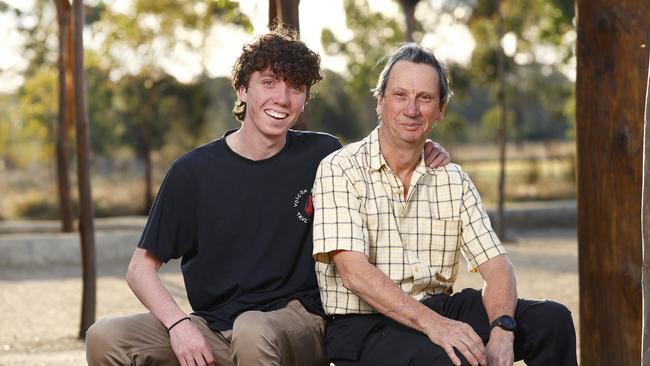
[231,27,323,121]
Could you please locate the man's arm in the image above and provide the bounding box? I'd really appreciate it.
[478,254,517,366]
[331,249,486,366]
[126,248,214,366]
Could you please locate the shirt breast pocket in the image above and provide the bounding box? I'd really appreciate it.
[409,218,462,294]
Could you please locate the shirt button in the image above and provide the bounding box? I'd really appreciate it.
[414,267,420,273]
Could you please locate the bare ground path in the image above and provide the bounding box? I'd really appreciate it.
[0,227,578,365]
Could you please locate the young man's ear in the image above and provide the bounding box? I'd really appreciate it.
[237,86,247,102]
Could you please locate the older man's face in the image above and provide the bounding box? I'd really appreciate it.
[377,60,446,147]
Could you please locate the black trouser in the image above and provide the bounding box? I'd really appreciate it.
[325,288,577,366]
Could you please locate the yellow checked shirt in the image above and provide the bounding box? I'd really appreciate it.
[312,127,506,315]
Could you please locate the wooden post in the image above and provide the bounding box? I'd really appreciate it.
[576,1,649,364]
[642,52,650,366]
[54,0,74,233]
[72,0,96,338]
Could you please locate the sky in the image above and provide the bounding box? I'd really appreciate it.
[0,0,476,92]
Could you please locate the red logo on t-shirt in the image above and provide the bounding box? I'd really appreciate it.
[293,188,312,224]
[304,194,314,217]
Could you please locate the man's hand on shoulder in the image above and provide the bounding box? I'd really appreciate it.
[168,319,215,366]
[424,139,451,168]
[423,316,486,366]
[486,327,514,366]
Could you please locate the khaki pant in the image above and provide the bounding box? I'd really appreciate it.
[86,300,327,366]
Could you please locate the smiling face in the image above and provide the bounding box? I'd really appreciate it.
[237,68,307,140]
[377,60,447,148]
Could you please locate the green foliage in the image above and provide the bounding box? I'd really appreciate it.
[13,67,57,165]
[13,0,58,79]
[93,0,252,165]
[429,111,469,147]
[308,71,364,142]
[98,0,252,76]
[323,0,403,97]
[462,0,576,143]
[85,52,122,156]
[0,94,18,166]
[320,0,405,136]
[480,105,515,141]
[85,2,107,25]
[201,77,239,138]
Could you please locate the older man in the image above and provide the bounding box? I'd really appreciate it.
[313,43,577,366]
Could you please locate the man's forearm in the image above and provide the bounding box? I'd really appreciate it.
[479,255,517,323]
[332,250,445,333]
[127,248,188,329]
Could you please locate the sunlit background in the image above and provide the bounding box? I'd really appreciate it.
[0,0,577,220]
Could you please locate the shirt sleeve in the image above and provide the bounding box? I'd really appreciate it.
[312,158,368,263]
[458,170,506,270]
[138,161,197,262]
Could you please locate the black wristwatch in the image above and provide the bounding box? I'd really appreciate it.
[490,315,516,332]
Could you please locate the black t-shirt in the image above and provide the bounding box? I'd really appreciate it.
[138,129,342,331]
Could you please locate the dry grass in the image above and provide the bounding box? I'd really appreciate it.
[1,166,161,220]
[0,140,577,220]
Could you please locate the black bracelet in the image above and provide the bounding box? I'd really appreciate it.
[166,316,191,333]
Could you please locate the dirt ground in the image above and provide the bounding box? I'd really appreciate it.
[0,227,579,365]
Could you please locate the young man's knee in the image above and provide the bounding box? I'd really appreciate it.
[85,318,124,364]
[232,311,281,345]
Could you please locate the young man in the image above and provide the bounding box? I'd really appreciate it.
[313,43,577,366]
[86,30,450,366]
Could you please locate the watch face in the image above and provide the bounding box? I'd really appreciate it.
[493,315,516,331]
[499,316,516,331]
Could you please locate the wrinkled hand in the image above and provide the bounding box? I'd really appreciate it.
[169,319,215,366]
[424,139,451,168]
[426,318,486,366]
[486,328,514,366]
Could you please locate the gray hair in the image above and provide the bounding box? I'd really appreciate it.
[373,43,452,106]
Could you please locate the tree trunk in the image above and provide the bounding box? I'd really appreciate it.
[398,0,419,42]
[268,0,300,31]
[576,1,648,364]
[642,52,650,366]
[55,0,73,233]
[496,4,507,241]
[269,0,278,29]
[72,0,96,339]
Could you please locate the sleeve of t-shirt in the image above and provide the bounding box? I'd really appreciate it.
[312,157,368,263]
[137,161,197,262]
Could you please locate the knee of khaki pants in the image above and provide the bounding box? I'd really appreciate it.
[230,302,327,366]
[86,317,130,365]
[86,313,178,366]
[231,310,281,358]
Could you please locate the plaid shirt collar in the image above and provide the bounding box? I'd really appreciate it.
[367,125,431,176]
